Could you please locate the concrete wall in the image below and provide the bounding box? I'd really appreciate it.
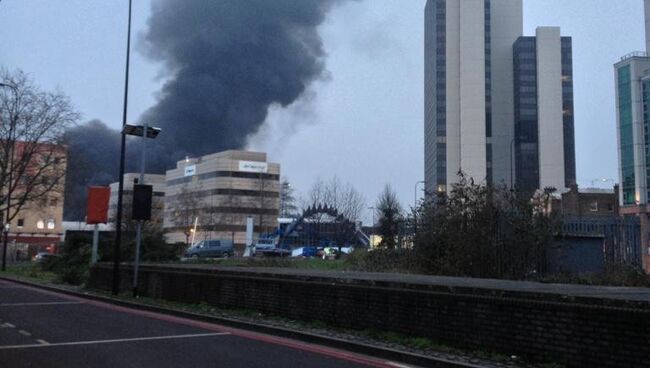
[536,27,566,191]
[90,264,650,368]
[445,0,462,187]
[458,0,487,182]
[489,0,523,185]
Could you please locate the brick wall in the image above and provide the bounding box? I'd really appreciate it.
[89,264,650,367]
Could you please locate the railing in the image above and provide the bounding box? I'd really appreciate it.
[620,51,649,61]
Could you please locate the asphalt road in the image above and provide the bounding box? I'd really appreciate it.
[0,279,409,368]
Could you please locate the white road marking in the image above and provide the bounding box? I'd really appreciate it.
[36,339,49,345]
[0,301,83,307]
[2,323,15,328]
[18,330,31,337]
[0,332,231,350]
[385,362,414,368]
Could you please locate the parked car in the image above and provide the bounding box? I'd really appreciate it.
[32,252,59,263]
[184,239,234,259]
[254,238,276,252]
[291,246,317,258]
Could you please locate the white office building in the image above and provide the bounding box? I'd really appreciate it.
[424,0,523,194]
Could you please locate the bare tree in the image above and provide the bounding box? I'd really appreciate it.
[305,176,366,221]
[279,178,298,218]
[167,183,205,245]
[0,69,78,226]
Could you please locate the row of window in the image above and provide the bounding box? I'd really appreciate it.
[167,170,279,187]
[15,218,56,230]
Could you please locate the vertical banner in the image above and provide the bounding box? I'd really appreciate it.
[86,187,111,224]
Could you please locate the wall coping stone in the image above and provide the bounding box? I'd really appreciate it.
[95,263,650,309]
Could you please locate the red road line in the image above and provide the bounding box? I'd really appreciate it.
[4,280,408,368]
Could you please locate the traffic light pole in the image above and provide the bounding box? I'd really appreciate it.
[132,122,147,298]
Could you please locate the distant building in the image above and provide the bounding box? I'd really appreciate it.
[108,173,166,229]
[613,0,650,272]
[615,1,650,211]
[163,150,280,250]
[513,27,576,193]
[551,186,618,218]
[424,1,575,196]
[3,142,66,260]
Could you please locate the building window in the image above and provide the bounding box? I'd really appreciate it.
[17,219,24,228]
[47,219,55,230]
[589,202,598,212]
[37,220,45,229]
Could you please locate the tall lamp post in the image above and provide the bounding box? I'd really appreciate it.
[510,137,516,188]
[590,178,615,188]
[413,181,425,242]
[0,82,18,272]
[113,0,133,295]
[414,181,425,209]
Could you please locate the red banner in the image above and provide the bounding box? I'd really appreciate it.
[86,186,110,224]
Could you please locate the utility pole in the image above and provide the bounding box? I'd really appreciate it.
[132,122,148,298]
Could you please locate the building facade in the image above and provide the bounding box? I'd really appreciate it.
[163,150,280,250]
[614,54,650,209]
[3,142,67,260]
[550,186,618,218]
[424,0,523,194]
[513,27,576,193]
[613,0,650,272]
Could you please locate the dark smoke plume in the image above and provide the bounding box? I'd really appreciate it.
[63,0,349,220]
[141,0,349,171]
[63,120,121,220]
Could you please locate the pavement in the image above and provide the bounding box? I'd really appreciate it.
[0,279,416,368]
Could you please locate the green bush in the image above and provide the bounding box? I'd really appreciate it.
[52,234,92,285]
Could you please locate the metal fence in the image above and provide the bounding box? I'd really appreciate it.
[562,216,641,267]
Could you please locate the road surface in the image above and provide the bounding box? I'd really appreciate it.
[0,279,410,368]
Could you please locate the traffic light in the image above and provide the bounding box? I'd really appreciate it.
[132,184,153,221]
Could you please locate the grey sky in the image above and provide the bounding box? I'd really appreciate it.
[0,0,645,223]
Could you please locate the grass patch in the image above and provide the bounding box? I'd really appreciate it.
[184,257,349,271]
[2,263,58,284]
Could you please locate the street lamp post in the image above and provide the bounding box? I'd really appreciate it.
[0,82,18,272]
[510,137,516,188]
[414,181,425,209]
[414,181,425,242]
[113,0,133,295]
[590,178,615,188]
[368,206,376,248]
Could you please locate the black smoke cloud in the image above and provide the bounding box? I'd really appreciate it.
[141,0,349,171]
[63,120,121,220]
[64,0,350,220]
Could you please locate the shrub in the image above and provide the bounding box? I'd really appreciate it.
[52,234,92,285]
